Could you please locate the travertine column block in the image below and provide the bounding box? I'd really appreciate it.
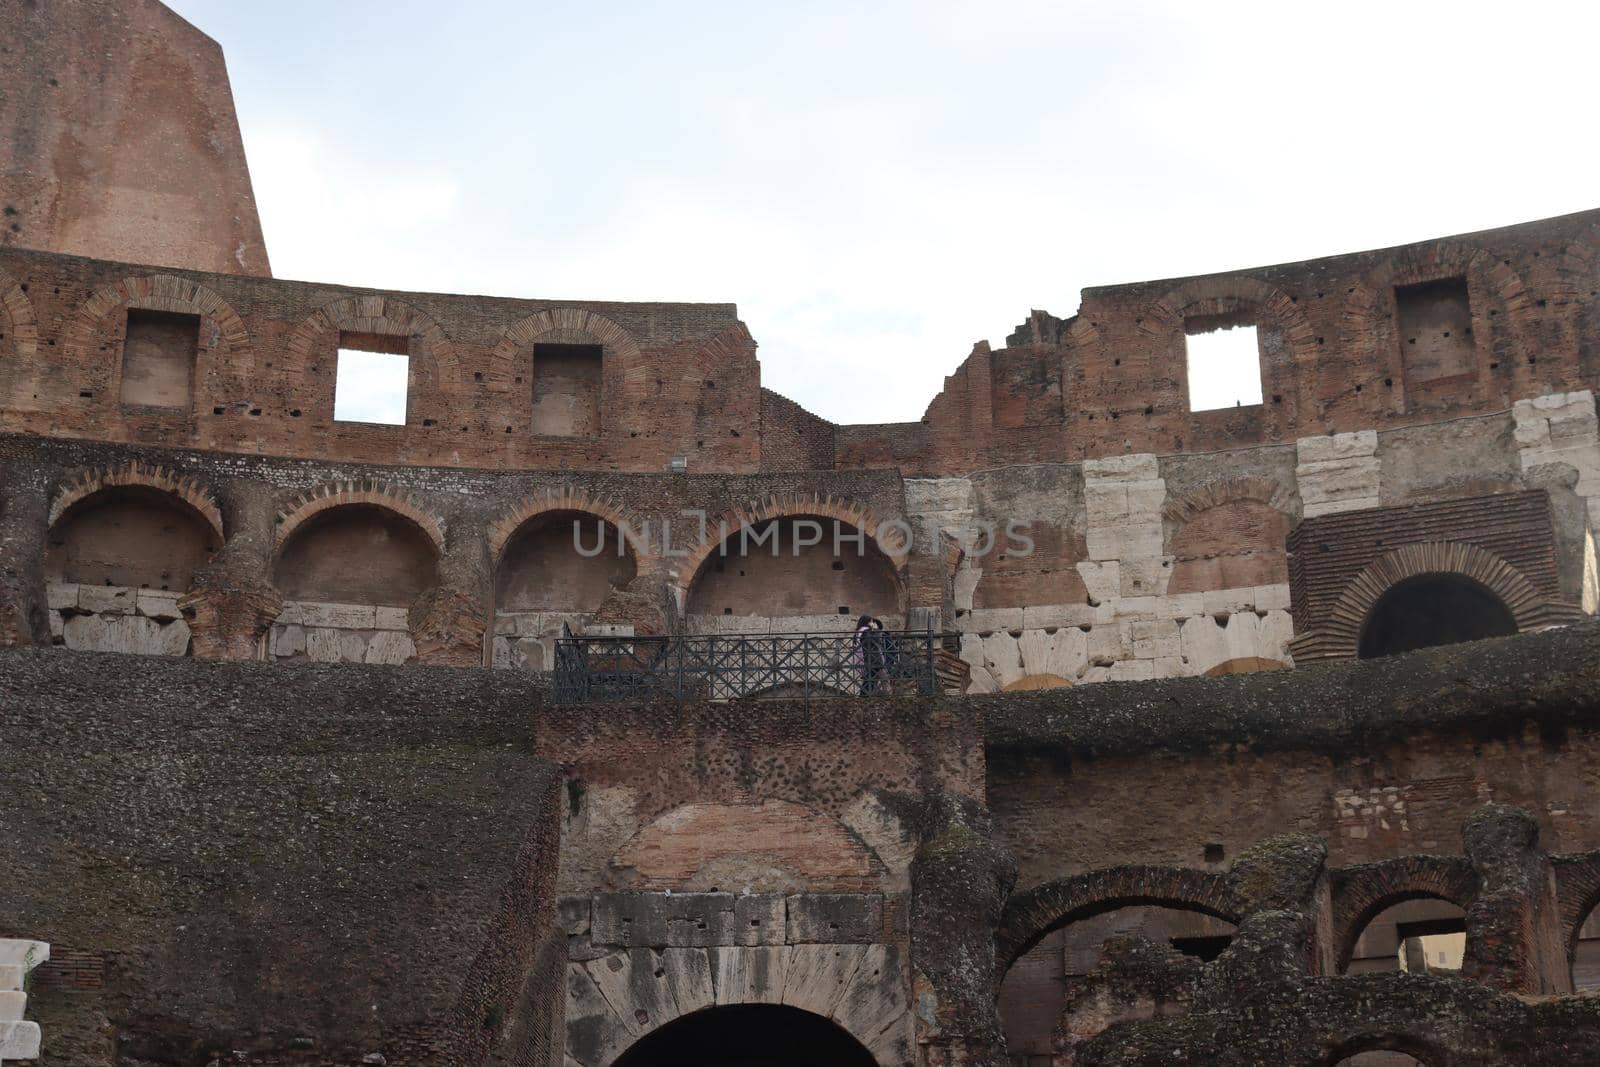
[1296,430,1379,517]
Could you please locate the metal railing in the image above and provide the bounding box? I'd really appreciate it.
[551,625,948,703]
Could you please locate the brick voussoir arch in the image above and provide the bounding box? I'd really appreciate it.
[486,307,643,392]
[50,462,226,543]
[995,865,1243,973]
[487,487,645,564]
[1330,856,1479,971]
[65,272,251,372]
[1139,274,1319,354]
[672,491,912,593]
[1553,851,1600,959]
[0,268,39,360]
[286,294,459,398]
[273,481,445,557]
[1161,475,1300,526]
[1315,541,1568,659]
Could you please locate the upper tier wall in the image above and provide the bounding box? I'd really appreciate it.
[841,208,1600,474]
[0,246,759,473]
[2,210,1598,476]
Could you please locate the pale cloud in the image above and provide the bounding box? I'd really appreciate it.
[175,0,1600,424]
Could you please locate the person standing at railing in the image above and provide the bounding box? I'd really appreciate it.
[854,615,877,695]
[869,617,899,695]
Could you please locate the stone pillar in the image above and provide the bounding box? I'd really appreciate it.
[909,793,1016,1067]
[1295,430,1380,518]
[0,470,52,647]
[1078,452,1169,599]
[182,489,278,660]
[412,526,491,666]
[1460,804,1569,993]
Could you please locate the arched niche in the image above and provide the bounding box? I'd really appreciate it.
[1168,498,1291,595]
[611,1004,879,1067]
[269,503,439,664]
[999,903,1237,1064]
[1570,895,1600,992]
[493,509,636,670]
[45,484,221,656]
[1357,573,1516,659]
[685,516,902,627]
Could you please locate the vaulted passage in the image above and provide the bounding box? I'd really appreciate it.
[1357,574,1516,659]
[46,487,218,591]
[611,1004,877,1067]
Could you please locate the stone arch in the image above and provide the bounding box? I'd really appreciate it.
[61,273,250,406]
[1162,476,1297,595]
[995,866,1243,973]
[50,463,224,545]
[487,308,644,437]
[488,488,643,563]
[676,492,910,596]
[268,484,444,664]
[489,490,642,669]
[1556,853,1600,979]
[0,268,40,364]
[273,481,444,557]
[606,800,889,893]
[285,294,459,415]
[1326,1034,1440,1066]
[1342,241,1534,412]
[611,1005,881,1067]
[1330,858,1478,973]
[567,949,911,1067]
[1308,542,1566,661]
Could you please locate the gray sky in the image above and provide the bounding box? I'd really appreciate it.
[170,0,1600,425]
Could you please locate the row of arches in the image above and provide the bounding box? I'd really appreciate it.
[40,472,908,664]
[995,860,1600,1065]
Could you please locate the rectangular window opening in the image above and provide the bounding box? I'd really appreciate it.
[334,331,409,425]
[121,309,200,409]
[1185,319,1262,412]
[531,343,603,437]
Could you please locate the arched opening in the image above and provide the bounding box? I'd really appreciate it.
[1168,500,1290,595]
[1002,673,1072,691]
[493,510,635,670]
[45,487,220,655]
[1357,573,1516,659]
[611,1004,877,1067]
[1329,1034,1438,1067]
[270,504,438,664]
[1341,897,1465,976]
[1333,1051,1426,1066]
[1571,897,1600,991]
[685,516,901,628]
[999,904,1236,1064]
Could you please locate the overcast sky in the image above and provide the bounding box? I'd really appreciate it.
[169,0,1600,425]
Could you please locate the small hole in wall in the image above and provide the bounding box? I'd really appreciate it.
[837,605,849,614]
[473,371,482,382]
[212,406,224,415]
[78,390,92,398]
[1528,356,1538,366]
[290,409,301,417]
[1319,543,1331,553]
[724,607,732,615]
[1143,405,1153,415]
[1204,843,1225,863]
[1490,362,1499,370]
[1383,378,1392,388]
[706,380,716,389]
[1355,384,1363,392]
[1113,358,1121,366]
[250,408,261,416]
[1316,336,1325,345]
[1537,298,1548,308]
[422,418,434,427]
[1272,394,1282,404]
[832,560,845,571]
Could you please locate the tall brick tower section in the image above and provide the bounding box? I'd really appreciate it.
[0,0,270,276]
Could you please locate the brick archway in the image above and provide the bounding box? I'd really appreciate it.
[50,462,225,544]
[995,866,1243,974]
[1330,857,1478,972]
[1555,853,1600,964]
[62,273,251,405]
[673,492,910,596]
[1304,542,1563,661]
[488,488,644,565]
[285,294,460,411]
[0,268,39,364]
[273,481,444,558]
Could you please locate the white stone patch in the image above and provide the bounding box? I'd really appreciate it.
[271,600,415,665]
[1296,430,1380,517]
[1514,389,1600,532]
[0,939,46,1061]
[1082,453,1170,595]
[47,583,193,657]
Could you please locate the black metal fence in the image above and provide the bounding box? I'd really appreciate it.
[551,626,946,703]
